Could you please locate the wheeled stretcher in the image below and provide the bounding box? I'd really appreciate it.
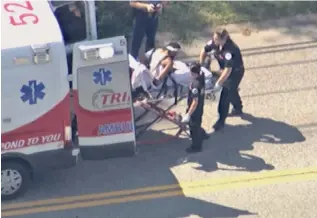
[129,55,220,139]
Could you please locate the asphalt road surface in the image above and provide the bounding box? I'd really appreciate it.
[2,40,317,218]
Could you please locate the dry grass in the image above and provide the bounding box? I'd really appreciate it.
[96,1,317,42]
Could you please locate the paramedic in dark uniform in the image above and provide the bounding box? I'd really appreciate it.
[199,29,245,131]
[55,2,86,88]
[182,63,206,153]
[130,1,166,59]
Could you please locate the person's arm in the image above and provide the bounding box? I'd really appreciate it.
[157,58,173,80]
[181,81,200,122]
[139,49,154,65]
[187,83,200,115]
[129,1,155,12]
[217,68,232,84]
[199,40,215,65]
[187,98,198,116]
[144,49,154,59]
[216,52,233,85]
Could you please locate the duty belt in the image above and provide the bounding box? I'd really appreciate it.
[221,65,244,71]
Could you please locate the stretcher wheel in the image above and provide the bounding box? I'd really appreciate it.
[175,114,182,123]
[205,93,216,101]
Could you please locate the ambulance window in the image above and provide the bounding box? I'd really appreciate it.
[50,1,73,7]
[53,1,87,44]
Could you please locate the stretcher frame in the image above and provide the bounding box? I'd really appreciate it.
[133,73,191,139]
[131,61,220,141]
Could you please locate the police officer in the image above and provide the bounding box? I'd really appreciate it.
[199,28,245,131]
[182,62,207,153]
[130,1,166,59]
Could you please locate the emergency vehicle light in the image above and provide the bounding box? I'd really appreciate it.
[99,46,115,59]
[79,43,115,60]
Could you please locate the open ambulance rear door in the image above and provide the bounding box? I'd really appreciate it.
[72,36,137,160]
[49,1,136,158]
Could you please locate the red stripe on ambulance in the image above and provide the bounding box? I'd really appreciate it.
[1,94,70,151]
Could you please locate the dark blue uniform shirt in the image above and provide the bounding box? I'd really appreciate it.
[204,38,244,73]
[187,73,205,119]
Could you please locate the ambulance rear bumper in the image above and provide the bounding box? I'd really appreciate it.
[2,147,80,175]
[31,147,80,174]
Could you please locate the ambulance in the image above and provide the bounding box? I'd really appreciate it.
[1,0,136,200]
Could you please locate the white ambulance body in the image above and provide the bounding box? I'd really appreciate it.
[1,0,136,200]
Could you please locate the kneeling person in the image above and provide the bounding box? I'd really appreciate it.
[182,63,207,153]
[144,42,181,87]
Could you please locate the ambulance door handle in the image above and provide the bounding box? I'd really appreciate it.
[2,117,11,123]
[31,44,50,64]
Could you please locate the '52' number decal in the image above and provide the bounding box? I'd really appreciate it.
[4,1,39,26]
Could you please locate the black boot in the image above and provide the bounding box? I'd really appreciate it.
[228,108,243,117]
[201,128,210,140]
[212,119,225,132]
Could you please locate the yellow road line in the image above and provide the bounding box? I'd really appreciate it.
[2,167,317,217]
[2,190,185,217]
[3,167,317,210]
[2,182,181,210]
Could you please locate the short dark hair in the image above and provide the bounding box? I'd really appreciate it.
[213,28,229,39]
[189,62,201,74]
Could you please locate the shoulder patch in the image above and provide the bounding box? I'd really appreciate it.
[192,88,198,95]
[225,52,232,60]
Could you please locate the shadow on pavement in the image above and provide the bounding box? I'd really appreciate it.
[188,113,305,173]
[10,130,256,218]
[8,114,305,217]
[108,195,256,218]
